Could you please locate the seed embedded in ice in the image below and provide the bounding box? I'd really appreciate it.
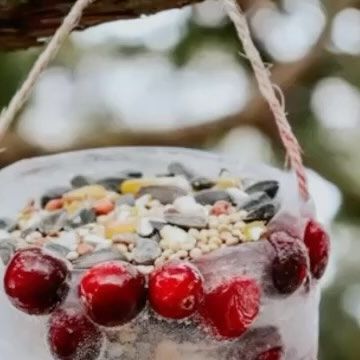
[210,200,232,216]
[138,185,187,204]
[245,180,279,199]
[45,198,64,211]
[200,277,260,338]
[92,199,115,216]
[304,220,330,279]
[149,261,204,319]
[41,187,70,208]
[191,176,215,191]
[195,190,232,205]
[71,175,92,188]
[4,248,70,315]
[256,347,283,360]
[48,307,104,360]
[79,261,146,327]
[269,231,309,294]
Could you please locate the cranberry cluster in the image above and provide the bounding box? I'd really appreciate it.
[2,220,329,360]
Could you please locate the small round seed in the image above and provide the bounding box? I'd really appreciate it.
[199,244,210,253]
[209,243,219,251]
[209,236,222,246]
[66,251,79,260]
[207,228,218,237]
[233,221,245,229]
[162,249,174,259]
[175,250,188,259]
[218,224,230,232]
[188,228,200,238]
[116,244,128,254]
[190,248,203,259]
[154,256,166,267]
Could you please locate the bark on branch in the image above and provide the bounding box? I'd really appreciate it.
[0,0,205,50]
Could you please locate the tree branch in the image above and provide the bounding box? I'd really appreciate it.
[0,0,208,50]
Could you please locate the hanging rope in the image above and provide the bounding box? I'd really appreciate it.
[0,0,95,141]
[0,0,309,200]
[223,0,309,200]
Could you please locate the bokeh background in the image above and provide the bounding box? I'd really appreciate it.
[0,0,359,358]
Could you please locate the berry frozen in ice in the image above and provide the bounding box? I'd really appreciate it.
[4,248,70,315]
[269,232,309,295]
[149,261,204,319]
[79,261,146,327]
[304,220,330,279]
[200,277,260,338]
[256,347,283,360]
[48,307,104,360]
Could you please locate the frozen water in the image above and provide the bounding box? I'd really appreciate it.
[0,263,51,360]
[0,148,319,359]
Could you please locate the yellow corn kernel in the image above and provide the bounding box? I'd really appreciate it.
[105,222,136,239]
[63,200,82,214]
[119,179,154,194]
[216,177,241,189]
[63,185,107,201]
[243,221,266,242]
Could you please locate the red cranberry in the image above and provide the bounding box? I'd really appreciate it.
[4,248,70,315]
[257,347,283,360]
[149,261,204,319]
[269,232,309,294]
[200,277,260,338]
[79,261,146,327]
[304,220,330,279]
[48,307,104,360]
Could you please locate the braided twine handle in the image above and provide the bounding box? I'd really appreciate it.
[0,0,309,200]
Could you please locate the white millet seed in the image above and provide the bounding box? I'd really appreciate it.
[218,215,228,225]
[190,248,203,259]
[66,251,79,261]
[229,213,239,223]
[199,244,210,253]
[207,228,218,237]
[209,236,222,246]
[162,249,174,259]
[159,239,168,249]
[232,229,244,239]
[208,217,219,229]
[188,228,200,238]
[209,243,219,251]
[124,252,133,262]
[218,224,231,232]
[175,250,189,259]
[169,253,180,260]
[220,231,233,242]
[234,221,245,230]
[199,229,208,242]
[154,257,166,267]
[116,244,128,254]
[225,236,239,245]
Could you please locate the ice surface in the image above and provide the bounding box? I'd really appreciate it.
[0,147,318,359]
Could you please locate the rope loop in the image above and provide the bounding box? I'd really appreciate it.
[0,0,309,200]
[223,0,309,200]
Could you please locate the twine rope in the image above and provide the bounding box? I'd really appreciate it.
[0,0,309,200]
[0,0,95,141]
[223,0,309,200]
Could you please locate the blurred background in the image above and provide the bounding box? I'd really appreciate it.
[0,0,359,358]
